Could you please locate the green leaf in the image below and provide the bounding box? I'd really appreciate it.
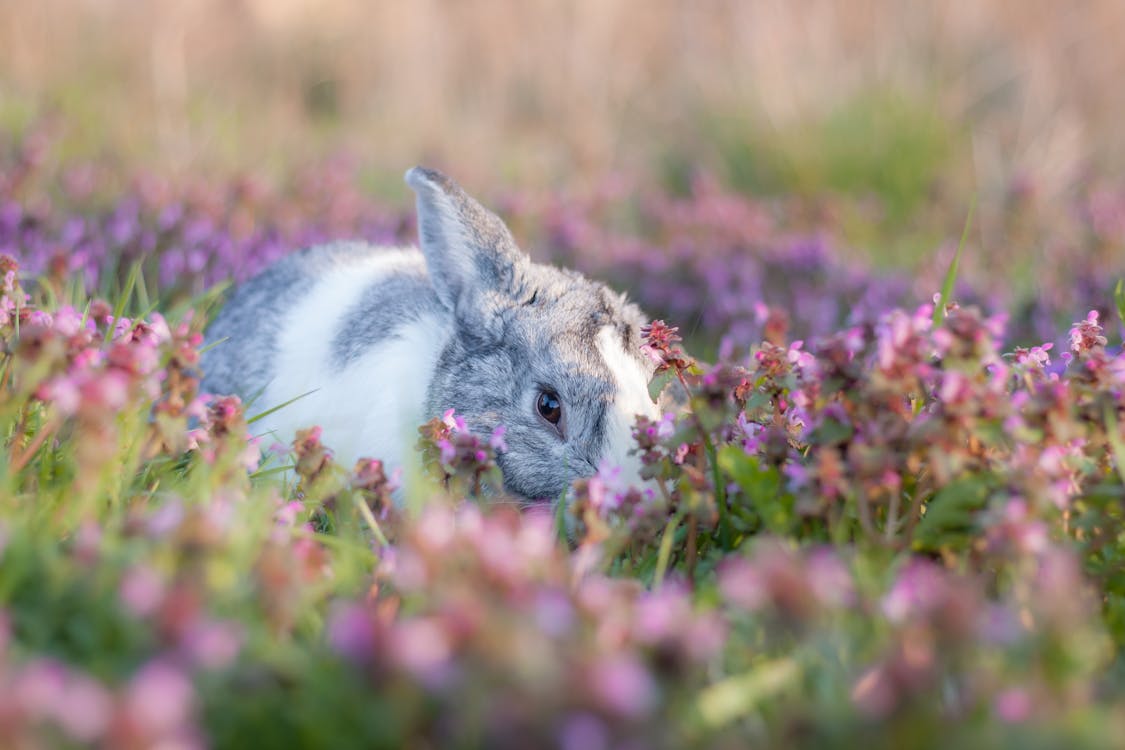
[914,476,991,550]
[808,417,853,446]
[648,369,676,404]
[718,445,789,533]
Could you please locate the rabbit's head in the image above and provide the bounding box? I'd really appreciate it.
[406,167,661,502]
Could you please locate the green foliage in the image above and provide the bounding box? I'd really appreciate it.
[710,88,959,225]
[912,476,992,552]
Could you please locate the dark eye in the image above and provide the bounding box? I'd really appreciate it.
[536,390,562,426]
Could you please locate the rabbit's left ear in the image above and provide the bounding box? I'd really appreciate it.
[406,167,528,322]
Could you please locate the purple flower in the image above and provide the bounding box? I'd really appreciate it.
[327,602,378,663]
[559,713,609,750]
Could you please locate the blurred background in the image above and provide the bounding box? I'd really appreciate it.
[1,0,1124,347]
[4,1,1123,191]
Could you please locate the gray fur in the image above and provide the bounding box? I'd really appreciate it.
[330,264,440,367]
[201,241,379,398]
[425,261,646,499]
[202,168,655,502]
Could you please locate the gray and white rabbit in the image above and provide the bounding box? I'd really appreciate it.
[201,167,660,501]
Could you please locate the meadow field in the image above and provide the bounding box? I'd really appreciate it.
[2,1,1125,747]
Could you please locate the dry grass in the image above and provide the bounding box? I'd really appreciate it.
[1,0,1123,199]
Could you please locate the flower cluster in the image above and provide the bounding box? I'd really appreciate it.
[0,133,1124,747]
[322,504,725,747]
[416,409,509,498]
[4,131,1124,358]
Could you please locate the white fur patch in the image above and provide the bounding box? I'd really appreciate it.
[254,248,451,474]
[595,326,661,485]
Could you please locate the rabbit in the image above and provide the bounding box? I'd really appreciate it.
[201,167,662,502]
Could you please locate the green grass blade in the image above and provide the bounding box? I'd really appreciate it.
[247,389,319,425]
[105,261,141,342]
[1114,278,1125,330]
[135,262,152,313]
[250,463,296,480]
[652,514,680,588]
[933,196,976,327]
[1105,407,1125,487]
[198,336,229,356]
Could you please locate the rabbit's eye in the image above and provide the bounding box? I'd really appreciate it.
[536,390,562,426]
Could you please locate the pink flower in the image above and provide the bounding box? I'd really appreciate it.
[718,556,765,611]
[534,590,575,637]
[994,687,1033,723]
[806,549,855,609]
[183,619,243,669]
[56,673,113,742]
[442,408,467,433]
[438,438,457,466]
[633,585,692,644]
[389,618,453,685]
[881,560,949,624]
[1069,310,1107,354]
[123,660,195,736]
[1014,342,1053,368]
[119,566,167,618]
[52,305,88,336]
[588,654,657,718]
[16,659,68,718]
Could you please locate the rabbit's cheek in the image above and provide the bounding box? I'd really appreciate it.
[595,326,661,488]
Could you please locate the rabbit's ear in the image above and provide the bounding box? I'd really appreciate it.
[405,167,527,318]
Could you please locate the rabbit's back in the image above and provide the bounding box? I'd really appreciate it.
[202,241,451,465]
